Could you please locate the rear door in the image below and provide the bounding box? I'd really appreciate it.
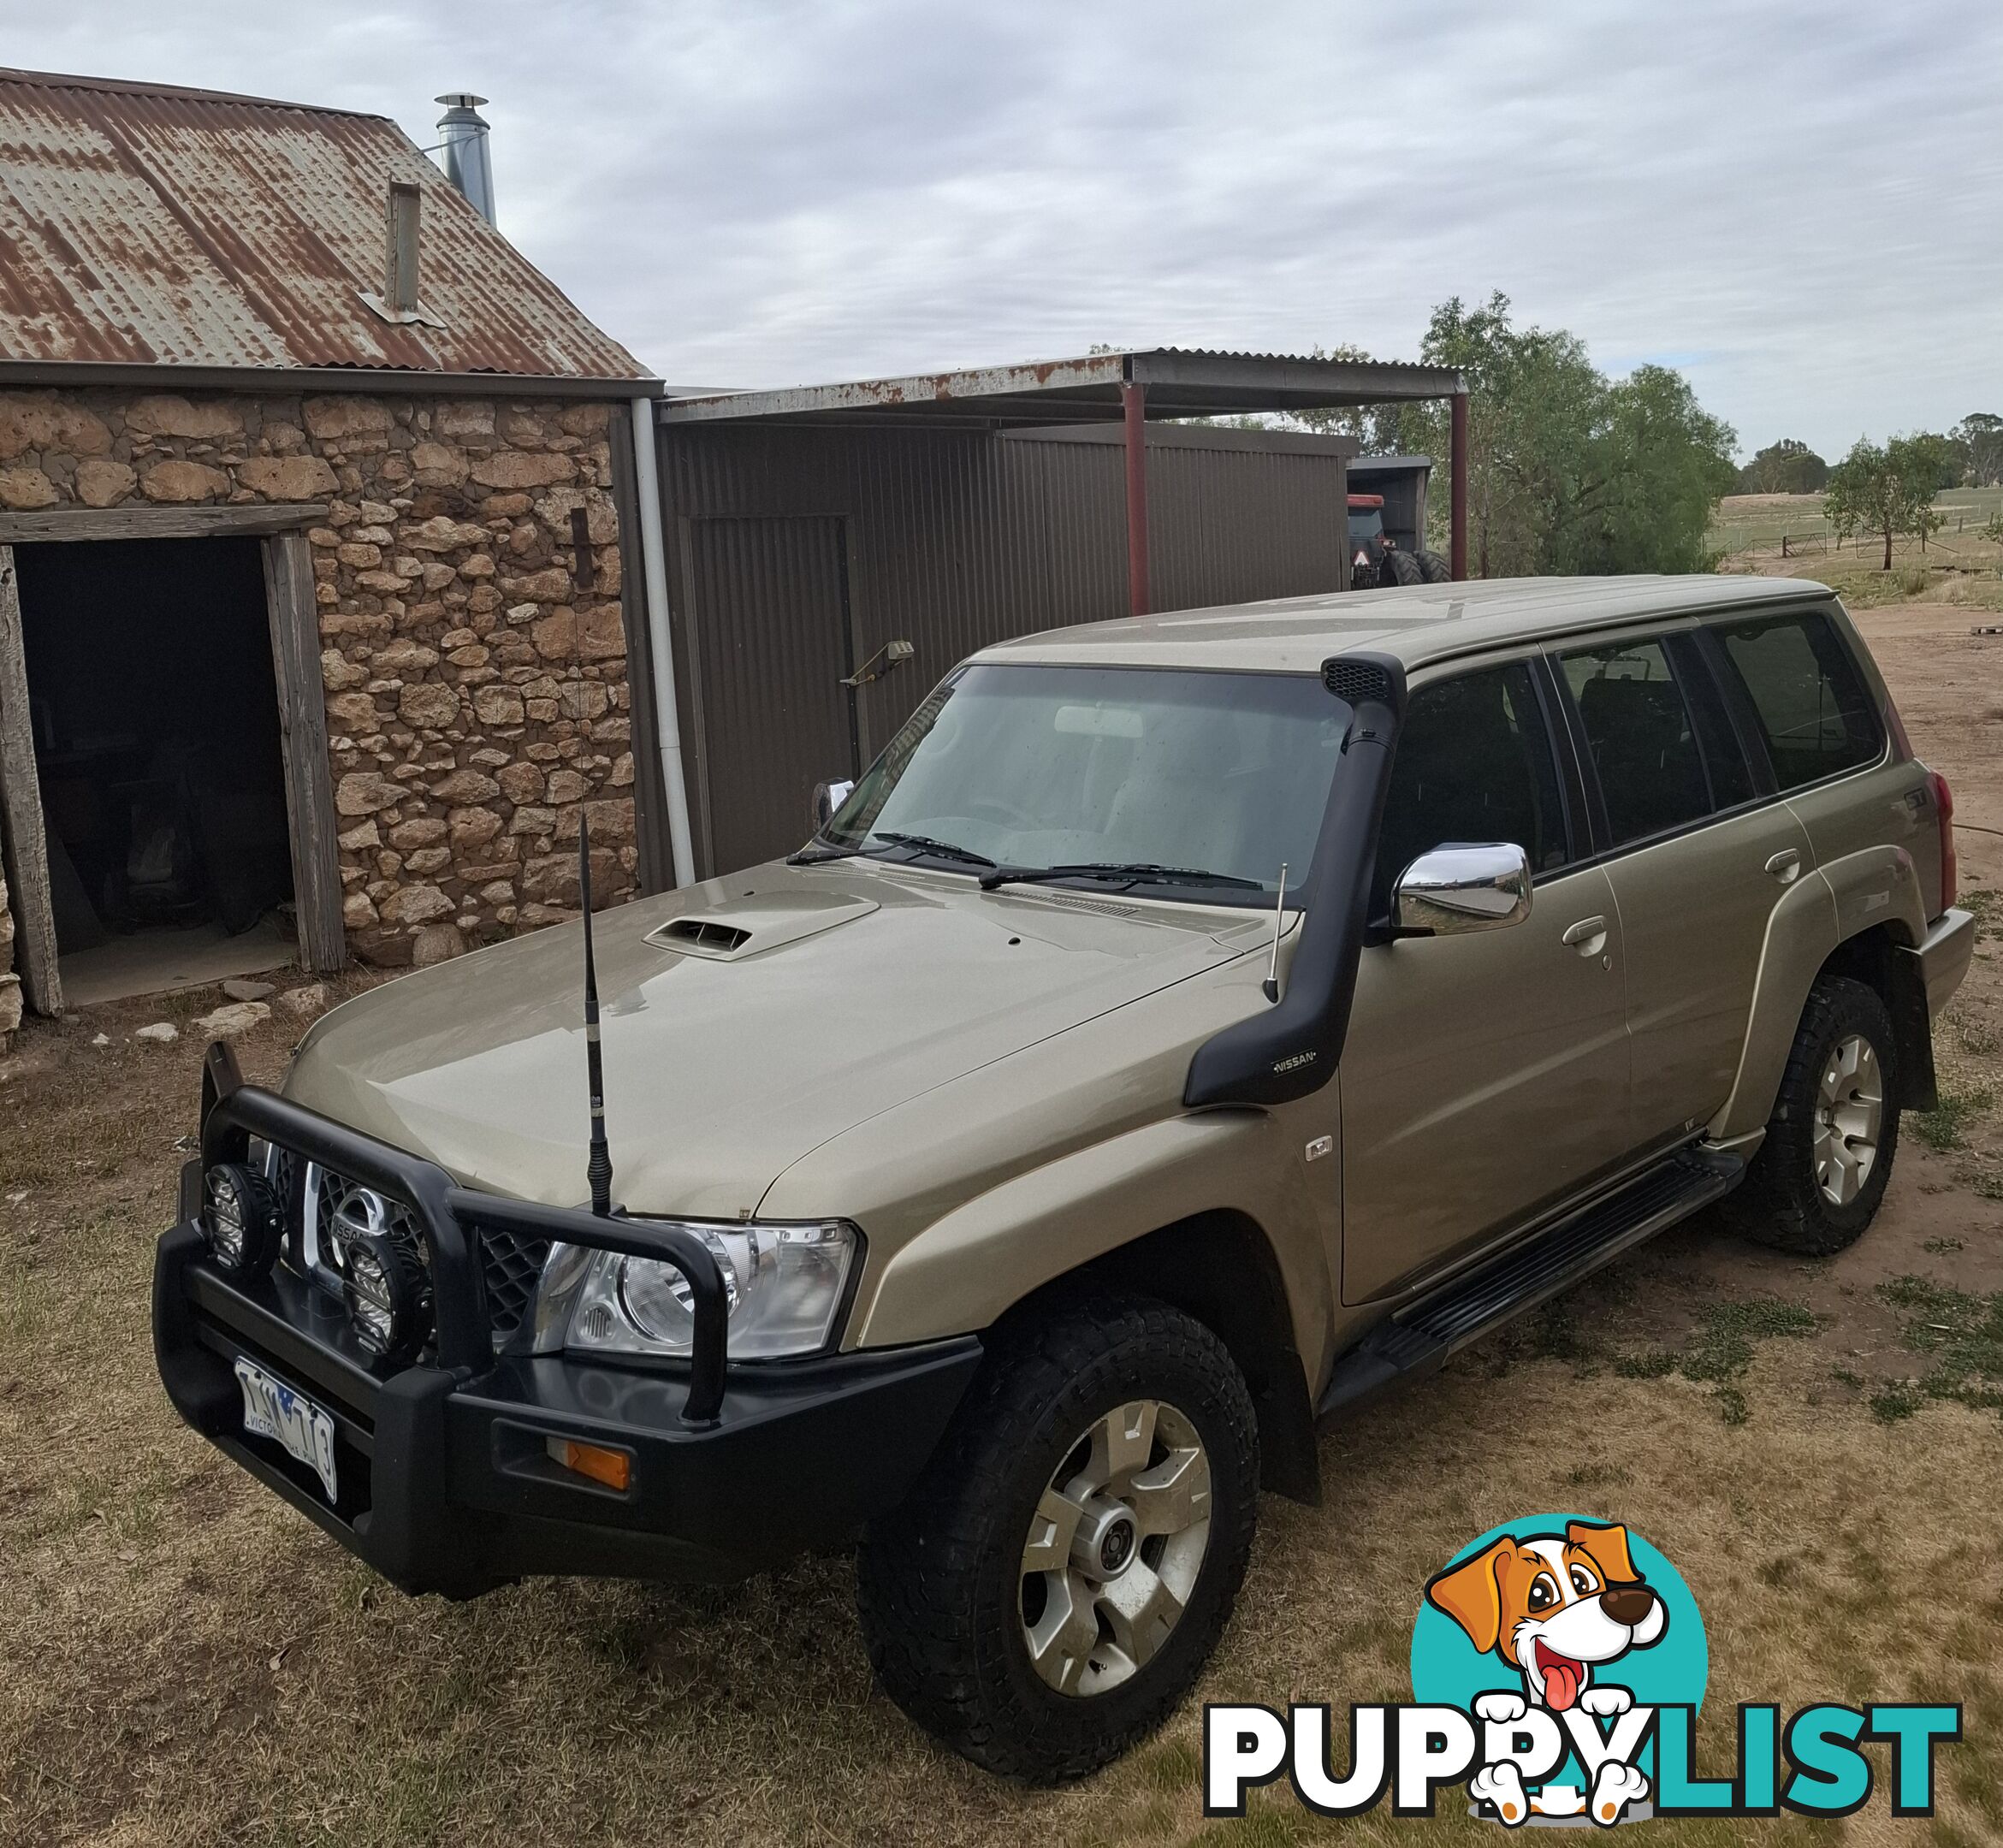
[1551,626,1811,1148]
[1339,655,1633,1302]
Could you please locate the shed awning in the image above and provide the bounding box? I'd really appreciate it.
[657,347,1466,428]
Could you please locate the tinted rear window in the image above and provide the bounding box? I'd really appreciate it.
[1559,637,1712,847]
[1713,611,1882,790]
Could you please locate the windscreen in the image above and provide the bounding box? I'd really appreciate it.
[823,662,1345,902]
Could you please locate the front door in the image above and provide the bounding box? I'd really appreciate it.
[1340,658,1633,1303]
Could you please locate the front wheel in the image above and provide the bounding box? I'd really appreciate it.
[856,1298,1259,1782]
[1728,975,1899,1254]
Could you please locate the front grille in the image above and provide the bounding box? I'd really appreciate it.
[310,1164,427,1283]
[287,1161,549,1348]
[479,1227,552,1341]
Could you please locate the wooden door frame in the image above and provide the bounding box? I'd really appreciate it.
[0,501,343,1016]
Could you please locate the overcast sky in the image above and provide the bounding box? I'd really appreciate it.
[7,1,1999,458]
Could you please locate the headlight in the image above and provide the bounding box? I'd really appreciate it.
[563,1219,858,1360]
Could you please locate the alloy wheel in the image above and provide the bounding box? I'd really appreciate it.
[1018,1400,1212,1697]
[1813,1031,1883,1207]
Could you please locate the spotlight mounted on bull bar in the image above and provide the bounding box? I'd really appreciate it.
[193,1060,731,1427]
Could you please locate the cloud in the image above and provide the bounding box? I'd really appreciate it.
[8,0,1999,454]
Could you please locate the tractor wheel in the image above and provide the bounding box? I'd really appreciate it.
[1382,548,1424,587]
[1414,548,1452,583]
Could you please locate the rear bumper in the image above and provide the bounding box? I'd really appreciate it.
[154,1220,981,1597]
[1911,907,1976,1018]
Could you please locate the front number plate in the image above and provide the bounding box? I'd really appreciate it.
[235,1356,338,1503]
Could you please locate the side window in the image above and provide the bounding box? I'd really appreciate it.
[1374,660,1567,907]
[1712,610,1882,791]
[1559,637,1711,847]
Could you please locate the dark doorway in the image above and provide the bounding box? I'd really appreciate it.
[14,536,295,999]
[685,515,856,874]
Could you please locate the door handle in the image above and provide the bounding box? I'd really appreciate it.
[1562,915,1609,955]
[1765,849,1802,885]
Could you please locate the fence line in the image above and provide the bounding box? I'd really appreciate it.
[1719,524,2000,567]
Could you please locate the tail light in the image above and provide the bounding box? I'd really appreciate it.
[1929,769,1956,914]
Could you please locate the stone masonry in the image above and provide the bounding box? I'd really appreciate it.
[0,388,638,971]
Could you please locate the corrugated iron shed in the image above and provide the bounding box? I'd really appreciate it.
[0,68,654,394]
[658,348,1465,427]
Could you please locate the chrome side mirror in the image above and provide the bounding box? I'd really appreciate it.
[811,778,856,830]
[1392,843,1532,936]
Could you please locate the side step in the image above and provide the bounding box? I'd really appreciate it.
[1318,1146,1743,1418]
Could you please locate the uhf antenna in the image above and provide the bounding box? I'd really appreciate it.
[1262,862,1289,1004]
[578,813,613,1217]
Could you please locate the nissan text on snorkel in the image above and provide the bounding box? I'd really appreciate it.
[155,575,1972,1783]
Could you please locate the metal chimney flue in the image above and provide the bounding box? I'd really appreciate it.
[435,92,495,226]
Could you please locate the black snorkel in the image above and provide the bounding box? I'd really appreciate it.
[1182,651,1406,1109]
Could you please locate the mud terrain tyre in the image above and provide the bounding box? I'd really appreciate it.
[1727,975,1899,1255]
[1413,548,1452,583]
[856,1297,1259,1782]
[1381,546,1424,586]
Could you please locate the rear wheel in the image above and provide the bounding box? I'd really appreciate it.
[856,1298,1259,1782]
[1382,547,1424,586]
[1413,548,1452,583]
[1728,976,1899,1254]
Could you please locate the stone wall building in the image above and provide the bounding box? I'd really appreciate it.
[3,385,638,965]
[0,70,661,1020]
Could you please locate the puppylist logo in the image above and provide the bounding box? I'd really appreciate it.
[1205,1514,1961,1826]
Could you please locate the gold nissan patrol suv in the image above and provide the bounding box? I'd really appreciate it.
[156,575,1972,1780]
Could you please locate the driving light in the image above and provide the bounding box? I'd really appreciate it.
[564,1218,858,1360]
[201,1163,283,1281]
[341,1229,426,1365]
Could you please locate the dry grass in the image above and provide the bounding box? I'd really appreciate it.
[6,607,2003,1845]
[1711,486,2003,617]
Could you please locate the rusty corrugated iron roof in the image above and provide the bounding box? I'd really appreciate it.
[0,67,653,388]
[658,348,1464,425]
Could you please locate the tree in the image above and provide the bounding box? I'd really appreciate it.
[1952,412,2003,487]
[1390,293,1735,578]
[1569,367,1740,575]
[1737,438,1828,495]
[1286,343,1408,454]
[1824,435,1948,570]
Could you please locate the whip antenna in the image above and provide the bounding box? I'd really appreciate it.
[1262,862,1289,1004]
[578,813,613,1216]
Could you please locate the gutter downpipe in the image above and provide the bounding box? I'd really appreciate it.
[629,397,696,887]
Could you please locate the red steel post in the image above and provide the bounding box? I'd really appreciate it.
[1123,379,1150,616]
[1449,388,1470,580]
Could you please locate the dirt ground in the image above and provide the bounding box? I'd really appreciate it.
[3,595,2002,1846]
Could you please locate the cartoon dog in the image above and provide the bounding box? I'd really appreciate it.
[1425,1519,1667,1826]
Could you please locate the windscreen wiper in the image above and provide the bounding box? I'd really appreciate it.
[786,836,858,864]
[866,831,998,868]
[979,861,1265,893]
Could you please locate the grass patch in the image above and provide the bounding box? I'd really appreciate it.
[1871,1382,1925,1424]
[1871,1275,2003,1419]
[1915,1081,1996,1152]
[1610,1299,1817,1421]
